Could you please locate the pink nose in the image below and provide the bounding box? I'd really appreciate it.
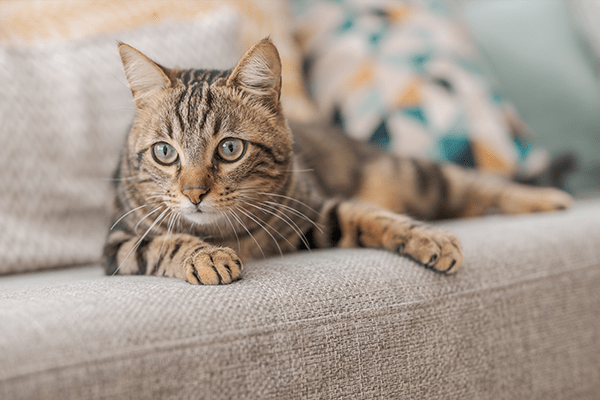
[182,186,208,205]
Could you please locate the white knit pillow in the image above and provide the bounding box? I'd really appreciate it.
[0,10,242,274]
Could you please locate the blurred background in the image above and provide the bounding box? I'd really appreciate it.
[459,0,600,196]
[1,0,599,273]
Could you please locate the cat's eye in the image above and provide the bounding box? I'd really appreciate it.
[152,142,178,165]
[217,138,246,162]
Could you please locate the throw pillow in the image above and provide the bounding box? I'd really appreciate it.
[291,0,548,177]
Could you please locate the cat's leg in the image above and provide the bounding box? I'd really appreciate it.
[309,200,463,273]
[439,164,573,217]
[354,156,573,219]
[292,121,572,220]
[102,230,242,285]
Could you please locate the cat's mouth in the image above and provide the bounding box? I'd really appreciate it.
[181,204,223,226]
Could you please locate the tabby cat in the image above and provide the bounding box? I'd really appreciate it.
[103,39,573,284]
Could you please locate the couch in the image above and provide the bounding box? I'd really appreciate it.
[1,1,600,399]
[2,200,600,399]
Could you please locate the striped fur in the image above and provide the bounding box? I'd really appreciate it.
[103,39,573,284]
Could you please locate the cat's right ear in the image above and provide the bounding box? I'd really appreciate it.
[118,43,172,106]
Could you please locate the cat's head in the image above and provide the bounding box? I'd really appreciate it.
[118,39,293,228]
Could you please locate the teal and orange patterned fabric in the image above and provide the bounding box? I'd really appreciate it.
[292,0,547,177]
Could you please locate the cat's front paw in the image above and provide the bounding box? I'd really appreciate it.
[184,246,243,285]
[388,224,463,274]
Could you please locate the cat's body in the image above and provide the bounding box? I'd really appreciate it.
[103,39,572,284]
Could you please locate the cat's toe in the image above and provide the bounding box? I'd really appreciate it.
[397,227,463,274]
[401,231,440,265]
[437,231,462,273]
[185,247,243,285]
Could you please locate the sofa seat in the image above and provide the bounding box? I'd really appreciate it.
[1,200,600,399]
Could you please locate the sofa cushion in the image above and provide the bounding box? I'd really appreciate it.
[1,200,600,399]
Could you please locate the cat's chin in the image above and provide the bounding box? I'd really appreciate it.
[182,211,224,226]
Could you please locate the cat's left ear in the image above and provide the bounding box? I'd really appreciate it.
[227,38,282,108]
[118,43,172,106]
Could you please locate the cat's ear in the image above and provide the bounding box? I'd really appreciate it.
[227,38,282,107]
[118,43,172,105]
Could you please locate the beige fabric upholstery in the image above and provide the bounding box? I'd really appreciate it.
[1,200,599,399]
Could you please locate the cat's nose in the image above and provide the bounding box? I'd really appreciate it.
[182,186,209,205]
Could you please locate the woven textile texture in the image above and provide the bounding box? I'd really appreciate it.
[291,0,548,177]
[0,10,242,274]
[0,0,318,123]
[1,201,600,399]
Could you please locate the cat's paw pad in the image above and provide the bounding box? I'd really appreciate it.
[500,187,573,214]
[392,226,463,274]
[184,247,243,285]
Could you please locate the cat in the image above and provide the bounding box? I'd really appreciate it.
[103,38,573,285]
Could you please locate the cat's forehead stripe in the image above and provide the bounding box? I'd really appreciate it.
[171,69,233,134]
[170,70,233,143]
[176,84,213,140]
[173,86,189,133]
[183,83,204,130]
[178,68,231,86]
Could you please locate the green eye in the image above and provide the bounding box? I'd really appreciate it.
[217,138,245,162]
[152,142,178,165]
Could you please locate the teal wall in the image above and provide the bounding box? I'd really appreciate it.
[461,0,600,195]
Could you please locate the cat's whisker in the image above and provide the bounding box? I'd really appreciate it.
[266,200,323,233]
[134,205,164,235]
[241,195,323,234]
[119,183,157,207]
[238,188,321,215]
[164,211,176,242]
[220,211,241,253]
[239,197,312,251]
[237,199,299,251]
[210,214,227,240]
[110,202,160,231]
[260,193,321,216]
[113,206,171,276]
[169,212,179,239]
[176,213,184,233]
[158,210,178,262]
[235,204,284,257]
[229,208,266,259]
[104,176,138,182]
[238,193,322,234]
[157,212,172,264]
